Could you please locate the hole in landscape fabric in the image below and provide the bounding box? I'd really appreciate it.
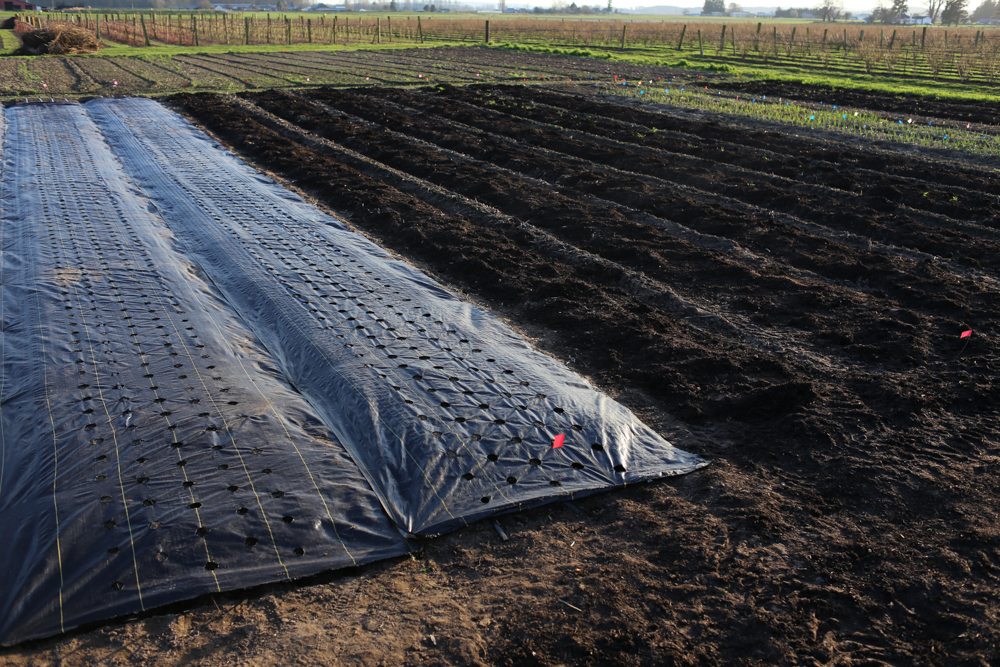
[0,99,704,646]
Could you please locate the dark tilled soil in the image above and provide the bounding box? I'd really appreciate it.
[4,83,997,665]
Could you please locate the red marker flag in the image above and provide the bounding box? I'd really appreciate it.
[552,433,566,449]
[961,329,973,339]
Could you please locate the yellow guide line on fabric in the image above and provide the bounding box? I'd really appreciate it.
[134,342,223,593]
[38,313,66,634]
[40,204,148,614]
[117,221,292,580]
[69,277,147,611]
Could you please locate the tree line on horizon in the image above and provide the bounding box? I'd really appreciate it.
[703,0,996,23]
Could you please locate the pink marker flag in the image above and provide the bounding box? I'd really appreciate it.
[961,329,973,339]
[552,434,566,449]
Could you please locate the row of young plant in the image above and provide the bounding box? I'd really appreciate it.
[611,76,1000,156]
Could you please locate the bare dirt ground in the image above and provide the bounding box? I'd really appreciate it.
[0,46,679,98]
[2,80,998,665]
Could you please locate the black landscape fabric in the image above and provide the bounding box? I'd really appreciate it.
[0,99,705,646]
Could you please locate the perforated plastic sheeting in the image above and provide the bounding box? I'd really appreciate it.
[91,97,705,531]
[0,99,704,646]
[0,102,408,646]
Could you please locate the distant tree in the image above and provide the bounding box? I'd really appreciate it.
[869,0,908,20]
[941,0,968,21]
[727,2,743,13]
[702,0,726,14]
[970,0,997,20]
[818,0,843,20]
[926,0,946,21]
[776,5,820,16]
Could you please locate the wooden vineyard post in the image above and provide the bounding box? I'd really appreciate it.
[676,24,686,51]
[485,19,489,43]
[773,25,778,55]
[193,16,199,47]
[718,24,726,53]
[843,28,848,51]
[375,17,381,45]
[417,16,423,43]
[286,17,291,45]
[244,16,250,45]
[140,15,150,47]
[754,21,761,52]
[267,14,272,44]
[888,29,896,50]
[307,18,312,44]
[333,16,338,44]
[386,16,391,43]
[921,26,927,50]
[697,29,703,56]
[620,24,627,50]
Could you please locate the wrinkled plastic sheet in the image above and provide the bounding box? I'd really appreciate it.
[0,99,705,646]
